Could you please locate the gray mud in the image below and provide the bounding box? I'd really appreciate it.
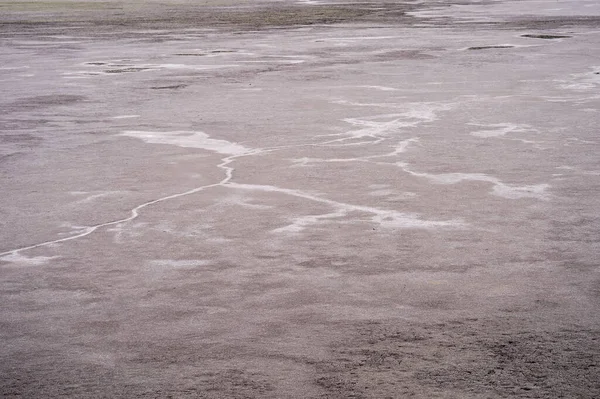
[1,0,600,398]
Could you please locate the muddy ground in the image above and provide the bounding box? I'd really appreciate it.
[1,0,600,397]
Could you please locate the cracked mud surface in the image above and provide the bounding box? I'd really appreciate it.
[1,0,600,397]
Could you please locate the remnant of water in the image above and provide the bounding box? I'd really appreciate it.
[468,45,514,50]
[104,67,152,74]
[150,84,188,90]
[521,34,571,39]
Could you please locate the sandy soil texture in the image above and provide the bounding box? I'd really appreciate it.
[1,0,600,397]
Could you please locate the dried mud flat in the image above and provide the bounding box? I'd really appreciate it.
[1,0,600,398]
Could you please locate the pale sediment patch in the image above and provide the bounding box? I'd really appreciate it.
[368,189,396,197]
[290,157,359,167]
[319,102,452,145]
[492,183,551,200]
[371,210,459,229]
[330,101,454,123]
[356,85,399,91]
[377,138,420,156]
[368,189,416,200]
[566,137,597,145]
[272,209,348,233]
[389,103,453,122]
[297,0,323,5]
[541,94,600,104]
[226,182,463,233]
[147,259,210,269]
[331,99,404,109]
[240,87,263,91]
[0,66,30,70]
[206,237,233,244]
[141,259,212,282]
[554,161,598,175]
[338,117,412,140]
[121,130,251,155]
[368,184,390,189]
[69,191,122,204]
[1,132,250,257]
[558,67,600,91]
[220,194,274,210]
[238,59,305,64]
[152,63,239,71]
[399,163,551,201]
[468,122,536,138]
[0,252,56,266]
[408,171,495,185]
[112,115,140,119]
[291,138,418,167]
